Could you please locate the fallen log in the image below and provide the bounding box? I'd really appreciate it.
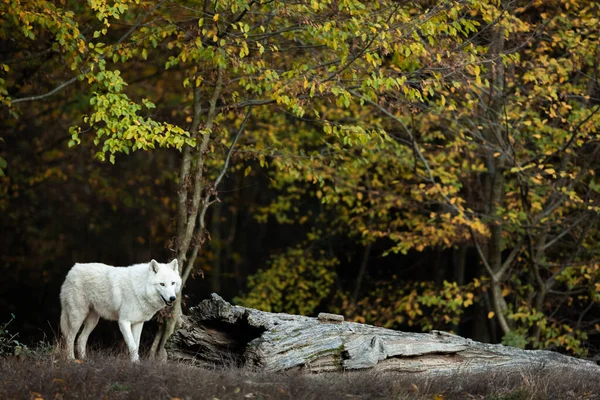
[167,293,599,375]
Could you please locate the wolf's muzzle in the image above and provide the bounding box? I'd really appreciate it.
[162,295,176,307]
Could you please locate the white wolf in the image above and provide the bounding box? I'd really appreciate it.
[60,259,182,361]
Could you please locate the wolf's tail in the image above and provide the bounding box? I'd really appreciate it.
[59,309,68,338]
[59,284,69,338]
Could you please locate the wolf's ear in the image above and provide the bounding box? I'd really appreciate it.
[149,259,159,274]
[170,259,179,273]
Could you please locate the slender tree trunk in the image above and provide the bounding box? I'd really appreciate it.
[451,245,467,334]
[211,202,223,295]
[452,245,467,286]
[487,160,511,335]
[474,17,512,337]
[529,228,548,343]
[433,248,445,289]
[352,242,372,304]
[150,66,225,359]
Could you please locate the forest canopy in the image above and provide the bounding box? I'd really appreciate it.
[1,0,599,358]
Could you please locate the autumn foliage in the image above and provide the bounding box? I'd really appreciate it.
[1,0,599,359]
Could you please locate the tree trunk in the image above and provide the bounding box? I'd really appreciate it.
[352,242,372,304]
[150,65,253,359]
[167,294,599,376]
[210,201,223,294]
[473,17,513,337]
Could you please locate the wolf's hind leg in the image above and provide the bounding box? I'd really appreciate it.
[76,310,99,359]
[61,307,86,360]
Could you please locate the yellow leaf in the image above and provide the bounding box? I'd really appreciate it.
[244,166,252,177]
[213,14,219,21]
[488,311,495,319]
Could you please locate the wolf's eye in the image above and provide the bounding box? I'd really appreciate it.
[159,283,165,286]
[172,282,175,285]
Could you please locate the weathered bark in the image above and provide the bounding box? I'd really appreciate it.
[167,294,599,376]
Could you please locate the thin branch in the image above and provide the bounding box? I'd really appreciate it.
[214,106,253,189]
[519,105,600,168]
[542,214,587,251]
[11,0,168,104]
[349,90,463,216]
[497,236,526,278]
[324,4,401,82]
[468,226,497,281]
[11,75,80,104]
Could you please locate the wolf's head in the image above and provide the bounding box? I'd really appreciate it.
[149,259,182,307]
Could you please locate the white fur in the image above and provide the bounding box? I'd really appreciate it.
[59,259,181,361]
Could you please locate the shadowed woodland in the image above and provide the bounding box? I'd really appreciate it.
[1,0,600,370]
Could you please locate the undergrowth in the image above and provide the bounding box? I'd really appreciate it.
[0,349,599,399]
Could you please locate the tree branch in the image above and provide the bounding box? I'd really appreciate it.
[468,226,497,281]
[11,76,80,104]
[11,0,168,104]
[542,214,587,251]
[349,90,463,216]
[214,106,253,189]
[496,236,525,278]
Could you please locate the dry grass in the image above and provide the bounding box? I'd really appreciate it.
[1,349,599,400]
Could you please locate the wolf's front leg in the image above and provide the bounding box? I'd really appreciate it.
[131,322,144,350]
[118,320,139,362]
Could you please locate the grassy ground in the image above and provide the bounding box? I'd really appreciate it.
[1,349,599,400]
